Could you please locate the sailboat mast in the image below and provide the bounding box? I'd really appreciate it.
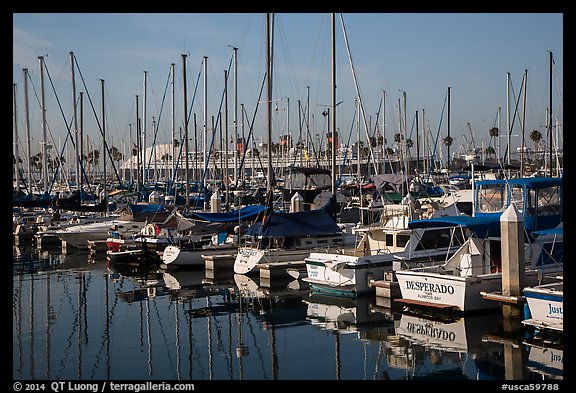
[548,51,553,177]
[13,83,20,192]
[135,95,140,196]
[143,71,148,185]
[182,54,190,209]
[171,63,176,185]
[331,12,337,195]
[521,69,527,176]
[232,46,238,187]
[23,68,33,194]
[203,56,208,209]
[100,79,108,216]
[79,92,84,193]
[266,13,273,191]
[38,56,49,193]
[70,52,80,190]
[224,69,230,208]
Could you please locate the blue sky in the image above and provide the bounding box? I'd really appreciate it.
[13,13,563,162]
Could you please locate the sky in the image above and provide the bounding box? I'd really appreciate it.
[12,12,563,164]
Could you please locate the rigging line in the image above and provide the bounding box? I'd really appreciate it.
[146,69,171,171]
[339,13,379,176]
[72,54,127,196]
[337,104,358,186]
[502,73,526,164]
[235,72,267,183]
[426,90,447,184]
[198,53,234,209]
[41,61,81,193]
[169,58,204,190]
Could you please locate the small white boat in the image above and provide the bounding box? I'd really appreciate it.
[303,201,467,297]
[522,276,563,333]
[161,233,238,269]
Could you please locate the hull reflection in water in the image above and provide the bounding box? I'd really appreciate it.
[12,246,563,381]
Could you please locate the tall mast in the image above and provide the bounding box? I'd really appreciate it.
[135,95,140,196]
[70,52,80,190]
[79,92,84,193]
[521,69,527,176]
[548,51,553,176]
[506,72,511,167]
[100,79,107,216]
[232,46,238,187]
[447,86,451,172]
[331,12,337,195]
[143,71,148,185]
[38,56,49,193]
[13,83,20,192]
[203,56,208,208]
[416,110,420,174]
[23,69,33,194]
[266,13,273,191]
[171,63,176,185]
[224,69,230,207]
[182,54,190,209]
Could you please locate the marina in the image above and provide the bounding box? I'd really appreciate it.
[12,12,563,384]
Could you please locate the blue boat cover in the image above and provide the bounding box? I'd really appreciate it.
[127,204,168,214]
[188,204,267,223]
[408,215,501,238]
[245,199,341,238]
[532,226,563,237]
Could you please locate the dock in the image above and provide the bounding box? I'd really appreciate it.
[203,254,235,280]
[372,271,401,308]
[257,260,307,280]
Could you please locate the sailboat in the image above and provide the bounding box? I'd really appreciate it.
[233,14,356,276]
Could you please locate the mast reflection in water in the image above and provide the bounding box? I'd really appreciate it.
[12,246,562,381]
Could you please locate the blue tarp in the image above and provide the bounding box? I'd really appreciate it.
[408,215,502,238]
[188,204,267,223]
[245,196,340,238]
[128,204,168,214]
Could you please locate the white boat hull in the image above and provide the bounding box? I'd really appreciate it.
[162,243,237,268]
[523,282,563,332]
[396,269,559,313]
[234,247,314,275]
[396,270,502,312]
[304,253,387,295]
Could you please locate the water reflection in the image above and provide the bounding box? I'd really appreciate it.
[12,246,563,381]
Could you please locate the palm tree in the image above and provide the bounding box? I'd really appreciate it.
[530,130,542,163]
[484,146,496,160]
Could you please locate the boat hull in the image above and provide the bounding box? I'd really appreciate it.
[234,248,314,275]
[396,269,560,313]
[522,282,563,332]
[162,243,237,268]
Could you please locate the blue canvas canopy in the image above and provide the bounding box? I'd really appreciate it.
[187,204,267,223]
[408,215,501,238]
[245,208,342,237]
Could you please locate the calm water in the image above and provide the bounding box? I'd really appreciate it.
[12,245,563,382]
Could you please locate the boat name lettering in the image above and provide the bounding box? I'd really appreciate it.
[550,352,563,363]
[548,304,563,315]
[406,321,456,342]
[405,281,455,294]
